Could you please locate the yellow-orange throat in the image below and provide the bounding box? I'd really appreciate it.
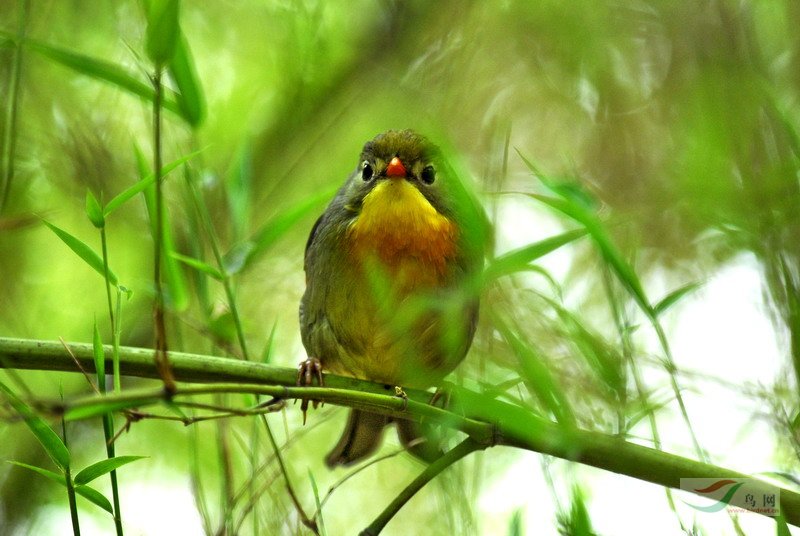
[348,179,457,276]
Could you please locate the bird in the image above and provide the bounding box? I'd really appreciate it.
[298,129,486,467]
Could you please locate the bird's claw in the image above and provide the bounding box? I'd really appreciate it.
[296,357,324,424]
[429,383,452,410]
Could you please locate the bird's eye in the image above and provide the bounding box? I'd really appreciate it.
[420,165,435,185]
[361,161,374,181]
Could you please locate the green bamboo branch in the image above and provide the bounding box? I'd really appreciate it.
[0,337,377,392]
[61,417,81,536]
[95,213,125,536]
[2,336,799,528]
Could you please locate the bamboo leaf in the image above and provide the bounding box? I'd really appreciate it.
[543,296,626,399]
[144,0,181,66]
[260,320,279,364]
[495,317,575,425]
[8,461,113,513]
[560,486,593,536]
[140,153,190,311]
[24,37,184,119]
[528,193,654,319]
[103,149,204,216]
[226,143,252,243]
[209,311,237,346]
[75,484,113,513]
[7,461,66,485]
[0,382,71,470]
[74,456,147,485]
[308,469,328,536]
[485,228,588,280]
[133,141,151,180]
[507,509,524,536]
[625,391,674,431]
[27,38,153,101]
[516,149,597,209]
[653,281,704,317]
[168,34,205,126]
[228,187,336,274]
[85,190,105,228]
[170,252,224,280]
[43,221,119,286]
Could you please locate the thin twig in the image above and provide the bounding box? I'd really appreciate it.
[189,426,214,536]
[360,438,483,535]
[231,408,330,533]
[59,337,99,394]
[262,416,319,534]
[150,68,176,393]
[316,442,421,519]
[183,165,250,361]
[234,465,291,534]
[600,267,684,526]
[215,400,235,536]
[100,401,284,426]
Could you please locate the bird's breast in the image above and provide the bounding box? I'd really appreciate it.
[347,179,457,285]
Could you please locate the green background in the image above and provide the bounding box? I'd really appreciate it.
[1,1,799,534]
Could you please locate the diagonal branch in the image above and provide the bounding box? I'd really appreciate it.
[360,438,483,535]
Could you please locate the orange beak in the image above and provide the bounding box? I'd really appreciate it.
[385,156,406,178]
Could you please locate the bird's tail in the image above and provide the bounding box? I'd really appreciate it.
[325,409,390,467]
[395,417,443,463]
[325,409,443,467]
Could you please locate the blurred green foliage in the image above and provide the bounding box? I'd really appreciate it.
[1,0,800,534]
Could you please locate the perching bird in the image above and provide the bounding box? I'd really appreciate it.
[298,129,485,467]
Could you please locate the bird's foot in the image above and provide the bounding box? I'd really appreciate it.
[429,381,455,410]
[296,357,324,424]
